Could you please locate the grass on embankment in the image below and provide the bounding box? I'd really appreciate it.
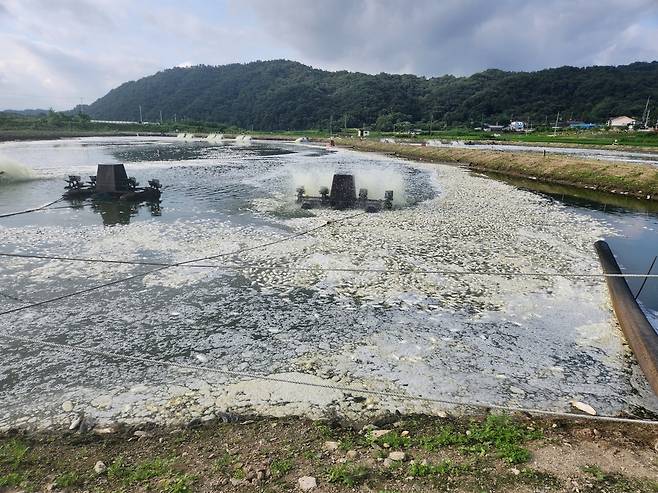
[342,139,658,200]
[1,414,657,492]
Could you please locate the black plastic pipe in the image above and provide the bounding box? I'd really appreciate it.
[594,240,658,396]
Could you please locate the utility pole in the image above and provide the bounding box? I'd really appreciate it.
[642,97,651,127]
[553,112,560,136]
[139,105,143,124]
[159,110,163,124]
[174,114,177,123]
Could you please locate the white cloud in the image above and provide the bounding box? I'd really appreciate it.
[248,0,658,76]
[0,0,285,109]
[0,0,656,110]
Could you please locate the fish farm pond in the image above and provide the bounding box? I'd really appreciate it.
[1,136,658,430]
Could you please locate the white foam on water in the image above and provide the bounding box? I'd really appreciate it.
[2,138,658,430]
[0,157,39,184]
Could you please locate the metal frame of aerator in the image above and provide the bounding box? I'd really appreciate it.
[296,185,394,211]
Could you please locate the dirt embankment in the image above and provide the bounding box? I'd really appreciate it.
[0,414,656,492]
[340,140,658,201]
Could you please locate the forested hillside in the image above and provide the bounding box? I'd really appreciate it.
[86,60,658,130]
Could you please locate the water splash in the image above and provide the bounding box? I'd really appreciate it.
[0,157,38,185]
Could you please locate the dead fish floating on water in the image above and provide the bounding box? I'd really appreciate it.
[569,400,597,415]
[62,163,162,203]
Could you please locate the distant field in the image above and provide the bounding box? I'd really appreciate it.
[2,113,658,150]
[247,128,658,150]
[341,139,658,201]
[421,128,658,148]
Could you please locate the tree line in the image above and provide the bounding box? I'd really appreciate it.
[84,60,658,131]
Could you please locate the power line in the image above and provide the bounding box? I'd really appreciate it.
[1,331,656,426]
[0,213,366,318]
[2,251,658,278]
[1,209,656,426]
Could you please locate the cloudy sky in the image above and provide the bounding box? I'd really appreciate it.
[1,0,657,110]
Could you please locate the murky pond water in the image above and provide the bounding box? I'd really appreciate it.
[1,137,657,429]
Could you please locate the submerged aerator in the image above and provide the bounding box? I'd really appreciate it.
[296,174,393,212]
[63,164,162,202]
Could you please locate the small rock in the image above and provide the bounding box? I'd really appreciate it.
[94,425,118,435]
[298,476,317,491]
[510,467,520,476]
[94,461,107,474]
[383,458,393,468]
[62,401,74,412]
[370,429,391,439]
[323,441,339,451]
[229,478,243,486]
[133,430,151,439]
[346,450,358,459]
[388,451,406,461]
[401,430,410,437]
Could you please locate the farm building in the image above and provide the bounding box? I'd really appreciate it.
[607,116,636,128]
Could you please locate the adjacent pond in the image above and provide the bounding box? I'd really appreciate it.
[0,136,657,430]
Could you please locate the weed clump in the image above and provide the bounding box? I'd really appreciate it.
[367,430,411,449]
[270,457,294,477]
[0,439,29,469]
[417,414,541,464]
[327,464,371,486]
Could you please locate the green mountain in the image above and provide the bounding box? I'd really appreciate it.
[1,108,49,117]
[86,60,658,130]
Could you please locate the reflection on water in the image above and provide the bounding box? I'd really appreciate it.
[89,199,162,226]
[480,170,658,214]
